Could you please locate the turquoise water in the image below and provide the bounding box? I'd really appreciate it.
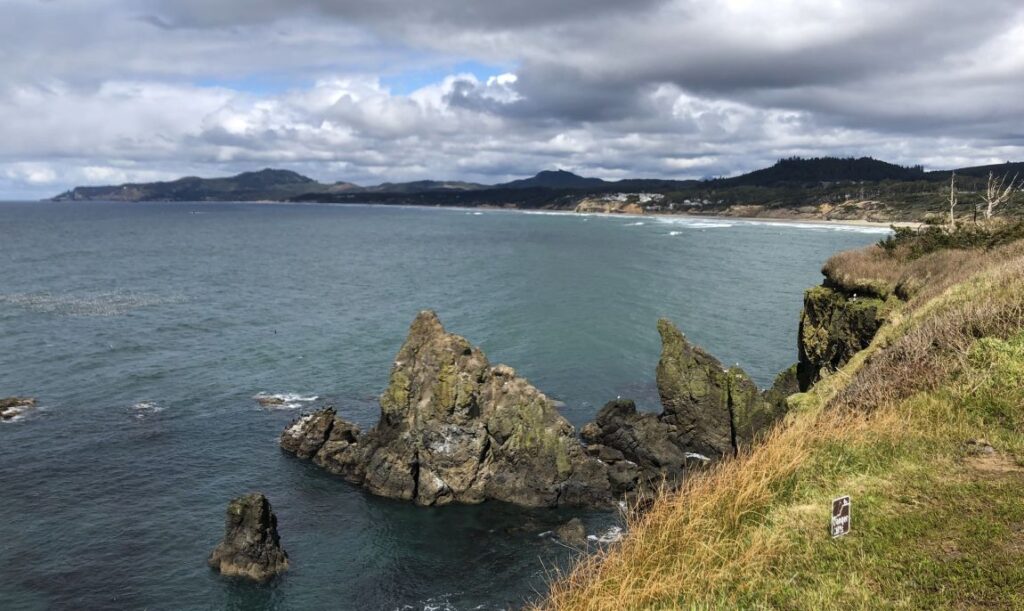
[0,202,883,610]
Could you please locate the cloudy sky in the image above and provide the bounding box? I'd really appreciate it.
[2,0,1023,198]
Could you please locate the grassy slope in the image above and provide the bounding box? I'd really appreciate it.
[540,238,1024,610]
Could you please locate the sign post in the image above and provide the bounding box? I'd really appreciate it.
[831,496,851,538]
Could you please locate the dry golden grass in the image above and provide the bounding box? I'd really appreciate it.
[539,237,1024,611]
[832,251,1024,411]
[539,407,893,610]
[821,237,1024,304]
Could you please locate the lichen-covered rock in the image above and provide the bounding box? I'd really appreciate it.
[763,364,799,415]
[208,493,289,582]
[797,285,886,390]
[584,320,790,483]
[281,311,611,508]
[655,319,737,458]
[729,367,781,448]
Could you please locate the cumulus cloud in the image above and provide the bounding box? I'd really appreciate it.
[1,0,1023,198]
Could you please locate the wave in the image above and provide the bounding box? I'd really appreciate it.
[132,401,165,419]
[254,392,320,409]
[737,220,893,234]
[654,217,735,230]
[0,290,185,317]
[588,525,624,544]
[394,593,475,611]
[1,406,33,423]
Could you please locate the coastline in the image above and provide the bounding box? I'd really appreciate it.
[30,198,916,230]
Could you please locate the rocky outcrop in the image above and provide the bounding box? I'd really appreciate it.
[282,311,611,508]
[581,399,688,494]
[763,364,799,415]
[0,397,36,420]
[580,320,791,494]
[655,320,738,458]
[554,517,588,548]
[797,285,887,390]
[208,493,289,582]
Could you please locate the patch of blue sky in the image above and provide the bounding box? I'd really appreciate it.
[380,60,515,95]
[194,73,315,95]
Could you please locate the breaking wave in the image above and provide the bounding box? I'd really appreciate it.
[254,392,320,409]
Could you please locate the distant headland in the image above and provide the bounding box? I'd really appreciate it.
[50,157,1024,223]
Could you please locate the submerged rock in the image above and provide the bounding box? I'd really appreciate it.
[554,517,588,548]
[208,493,289,582]
[0,397,36,420]
[282,311,611,508]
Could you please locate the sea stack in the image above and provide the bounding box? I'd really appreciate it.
[208,493,289,582]
[580,319,791,494]
[281,310,612,508]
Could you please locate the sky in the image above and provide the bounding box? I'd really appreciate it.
[2,0,1024,199]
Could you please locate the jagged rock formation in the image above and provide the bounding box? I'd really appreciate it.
[0,397,36,420]
[208,493,289,582]
[581,399,691,494]
[282,311,611,508]
[581,320,790,493]
[763,364,800,414]
[797,285,887,390]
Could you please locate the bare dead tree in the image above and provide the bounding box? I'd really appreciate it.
[981,171,1022,220]
[947,172,958,229]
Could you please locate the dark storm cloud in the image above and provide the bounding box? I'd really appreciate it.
[150,0,670,31]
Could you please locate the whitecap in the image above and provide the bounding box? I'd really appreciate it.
[626,221,645,226]
[668,231,682,236]
[254,392,319,409]
[587,525,624,544]
[132,401,165,419]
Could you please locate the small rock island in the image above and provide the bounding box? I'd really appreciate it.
[208,493,289,582]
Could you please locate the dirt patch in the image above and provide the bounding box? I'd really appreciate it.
[964,452,1023,476]
[938,540,964,560]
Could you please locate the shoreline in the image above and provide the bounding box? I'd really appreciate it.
[27,198,917,229]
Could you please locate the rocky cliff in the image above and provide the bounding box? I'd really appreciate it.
[797,283,890,390]
[282,311,611,508]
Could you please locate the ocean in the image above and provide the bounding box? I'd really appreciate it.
[0,202,884,610]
